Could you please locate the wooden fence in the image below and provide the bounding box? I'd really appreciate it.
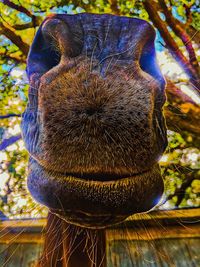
[0,208,199,266]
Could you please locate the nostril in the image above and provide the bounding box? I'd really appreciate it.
[85,106,103,116]
[86,108,97,116]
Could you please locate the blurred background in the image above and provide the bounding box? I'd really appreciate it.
[0,0,199,220]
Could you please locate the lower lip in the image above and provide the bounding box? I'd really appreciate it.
[28,158,164,224]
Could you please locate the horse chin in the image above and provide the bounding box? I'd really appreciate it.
[50,209,128,229]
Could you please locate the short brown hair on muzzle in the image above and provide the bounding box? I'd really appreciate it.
[21,13,167,228]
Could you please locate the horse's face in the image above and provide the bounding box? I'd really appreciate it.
[21,14,167,228]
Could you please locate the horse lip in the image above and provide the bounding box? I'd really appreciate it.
[28,159,164,226]
[56,169,150,182]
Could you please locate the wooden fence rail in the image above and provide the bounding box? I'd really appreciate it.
[0,208,199,266]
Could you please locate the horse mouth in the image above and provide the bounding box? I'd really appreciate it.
[28,158,164,228]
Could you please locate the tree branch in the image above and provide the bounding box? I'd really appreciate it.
[2,0,34,18]
[160,11,200,44]
[0,51,26,64]
[0,22,29,56]
[164,80,200,137]
[143,0,200,91]
[1,0,40,35]
[12,20,40,30]
[165,171,199,207]
[0,134,21,151]
[152,0,200,44]
[108,0,120,15]
[158,0,200,76]
[185,25,200,45]
[0,114,21,119]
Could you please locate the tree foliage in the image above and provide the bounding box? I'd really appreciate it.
[0,0,199,218]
